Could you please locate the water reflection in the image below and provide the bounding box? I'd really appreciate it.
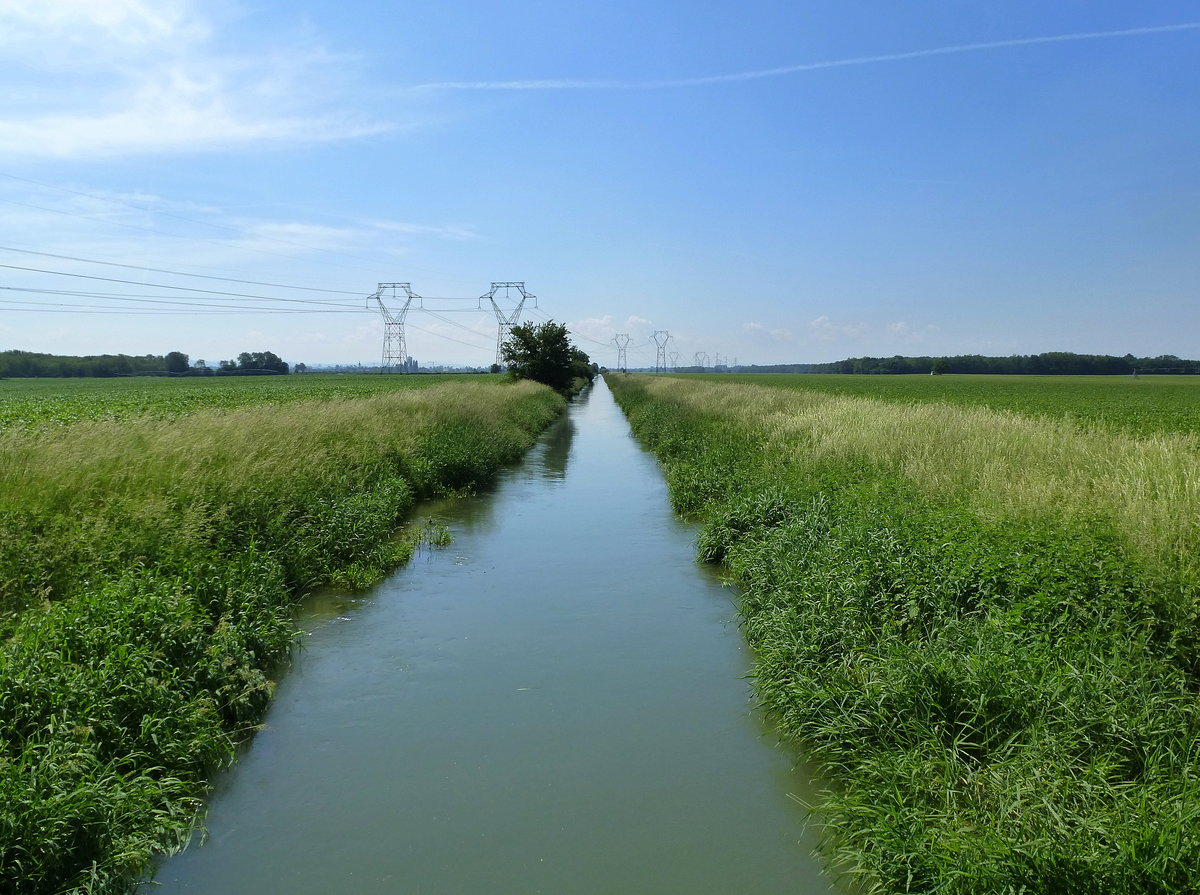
[146,376,836,895]
[538,412,575,479]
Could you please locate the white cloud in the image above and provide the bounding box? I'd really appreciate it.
[809,315,863,342]
[885,320,942,345]
[743,321,793,341]
[0,0,393,157]
[364,219,479,242]
[0,0,206,48]
[569,314,615,344]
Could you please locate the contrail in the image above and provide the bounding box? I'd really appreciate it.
[411,22,1200,91]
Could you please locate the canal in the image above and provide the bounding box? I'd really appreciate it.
[146,376,837,894]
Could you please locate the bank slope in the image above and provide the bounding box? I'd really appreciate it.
[0,380,564,895]
[608,373,1200,895]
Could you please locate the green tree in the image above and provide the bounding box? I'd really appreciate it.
[164,351,189,373]
[500,321,589,393]
[235,351,289,374]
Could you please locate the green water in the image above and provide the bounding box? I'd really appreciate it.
[146,378,838,894]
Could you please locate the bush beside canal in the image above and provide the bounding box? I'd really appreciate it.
[607,373,1200,895]
[0,380,564,894]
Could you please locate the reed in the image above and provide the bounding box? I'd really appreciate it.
[608,373,1200,895]
[0,379,563,894]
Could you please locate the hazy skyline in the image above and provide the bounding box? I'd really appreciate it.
[1,1,1196,369]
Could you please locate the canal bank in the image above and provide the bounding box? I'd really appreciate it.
[146,377,837,894]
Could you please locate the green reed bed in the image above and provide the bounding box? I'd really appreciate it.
[0,380,563,894]
[607,373,1200,895]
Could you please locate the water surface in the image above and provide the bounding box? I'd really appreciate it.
[148,377,836,894]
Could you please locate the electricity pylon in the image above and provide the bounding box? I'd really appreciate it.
[668,350,679,371]
[612,333,631,372]
[372,283,420,373]
[693,351,708,370]
[482,282,535,366]
[651,330,671,373]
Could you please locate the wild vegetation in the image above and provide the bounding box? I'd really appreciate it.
[0,376,563,894]
[702,372,1200,438]
[607,373,1200,895]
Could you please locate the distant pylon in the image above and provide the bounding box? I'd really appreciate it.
[694,351,708,370]
[612,333,631,372]
[651,330,671,373]
[372,283,419,373]
[483,282,535,366]
[668,350,679,371]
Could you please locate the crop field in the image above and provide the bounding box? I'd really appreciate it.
[0,375,564,894]
[698,373,1200,437]
[609,373,1200,895]
[0,372,494,431]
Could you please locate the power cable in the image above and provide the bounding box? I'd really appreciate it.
[0,172,403,272]
[0,287,367,313]
[0,244,362,295]
[0,263,364,307]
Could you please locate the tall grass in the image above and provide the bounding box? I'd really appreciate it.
[0,380,563,894]
[608,373,1200,894]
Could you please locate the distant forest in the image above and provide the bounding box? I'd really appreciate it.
[0,350,291,378]
[733,352,1200,376]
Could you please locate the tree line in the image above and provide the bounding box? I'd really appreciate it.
[0,350,291,378]
[736,352,1200,376]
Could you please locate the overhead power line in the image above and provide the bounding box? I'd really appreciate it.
[0,262,362,307]
[0,244,361,295]
[0,171,404,273]
[0,287,363,314]
[0,299,359,315]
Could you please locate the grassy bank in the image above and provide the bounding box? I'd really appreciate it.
[0,379,563,894]
[607,373,1200,894]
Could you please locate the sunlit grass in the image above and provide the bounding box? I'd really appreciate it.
[646,376,1200,586]
[0,378,563,894]
[608,373,1200,895]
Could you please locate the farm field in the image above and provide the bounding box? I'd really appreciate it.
[608,373,1200,895]
[0,372,497,431]
[0,374,564,894]
[697,373,1200,437]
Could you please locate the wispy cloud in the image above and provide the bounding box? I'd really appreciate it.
[569,314,615,344]
[411,22,1200,91]
[0,0,393,157]
[809,315,863,342]
[744,321,794,341]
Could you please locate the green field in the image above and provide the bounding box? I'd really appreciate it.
[697,373,1200,437]
[609,373,1200,895]
[0,374,563,894]
[0,372,497,431]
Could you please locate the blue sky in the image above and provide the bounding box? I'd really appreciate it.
[0,1,1196,368]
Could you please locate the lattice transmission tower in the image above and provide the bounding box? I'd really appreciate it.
[612,333,631,372]
[668,350,679,371]
[694,351,709,370]
[651,330,671,373]
[372,283,420,373]
[483,282,536,366]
